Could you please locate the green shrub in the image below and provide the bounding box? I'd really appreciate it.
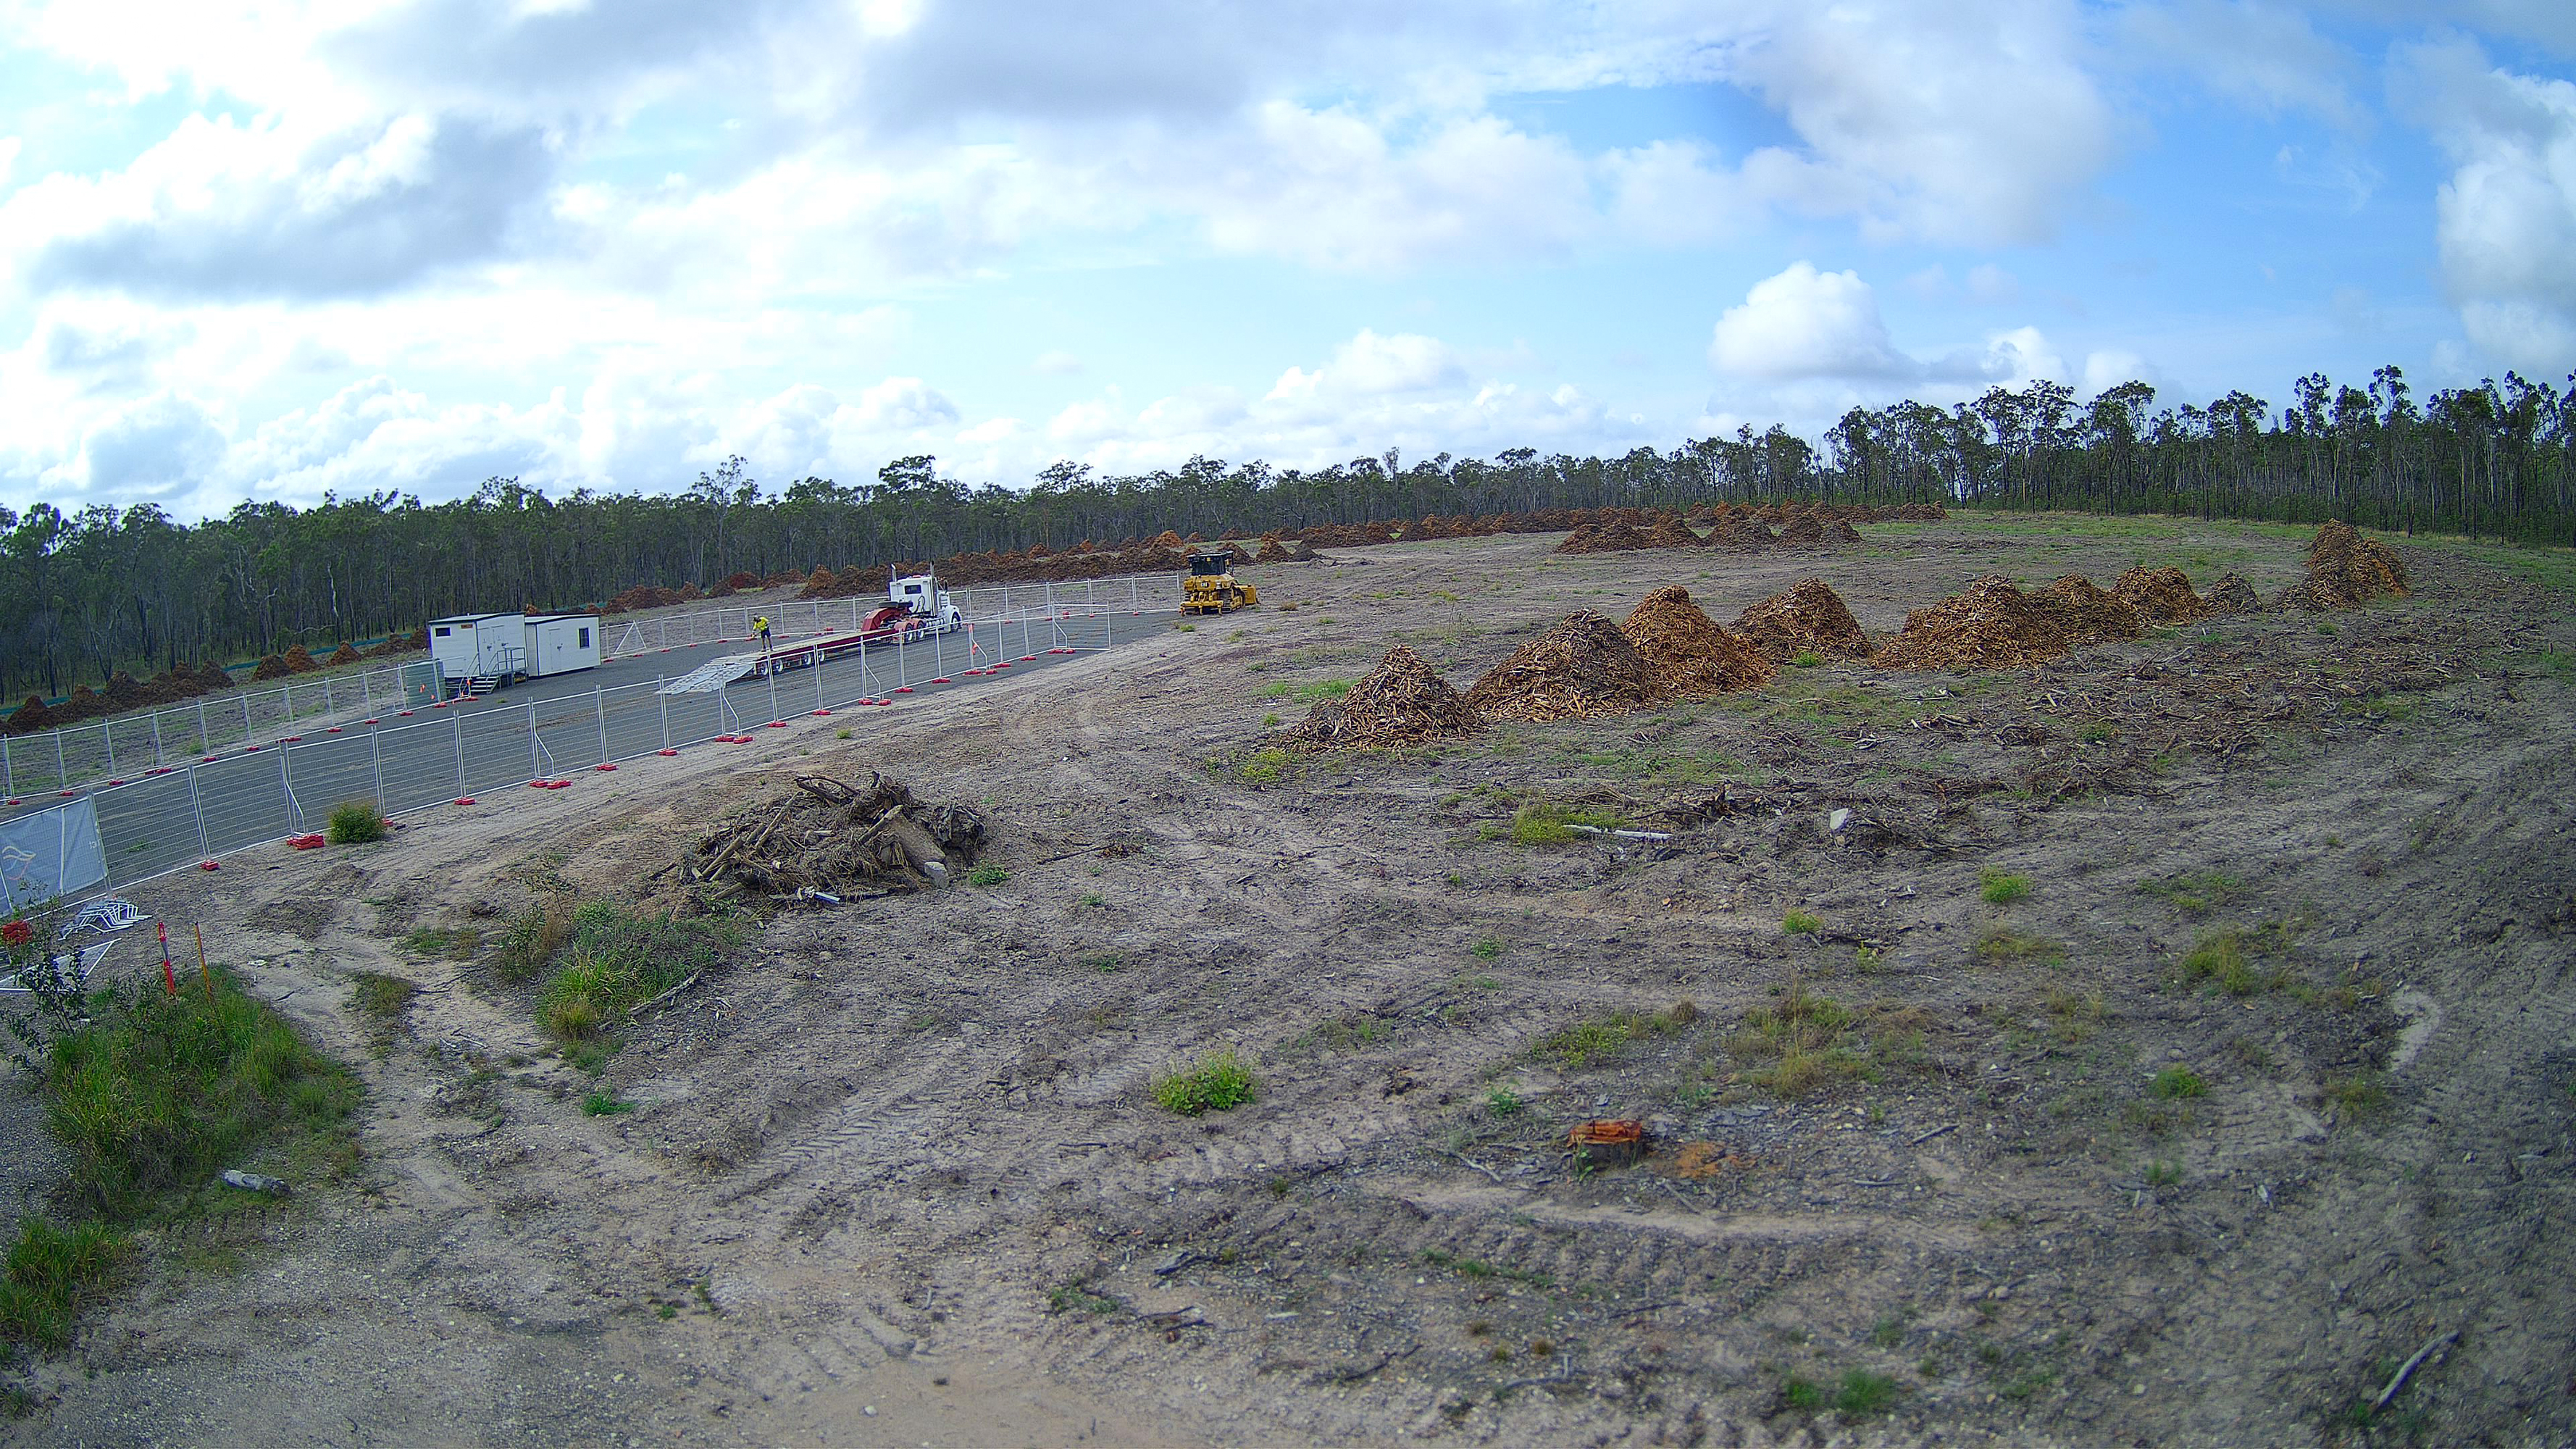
[1978,867,2031,903]
[1781,909,1823,935]
[582,1091,635,1116]
[0,1219,124,1350]
[1151,1049,1257,1116]
[965,863,1009,887]
[1783,1376,1827,1411]
[1484,1087,1523,1116]
[1790,651,1823,668]
[1470,936,1505,960]
[39,970,362,1219]
[325,799,388,845]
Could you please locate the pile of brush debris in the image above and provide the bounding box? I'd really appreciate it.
[679,773,987,903]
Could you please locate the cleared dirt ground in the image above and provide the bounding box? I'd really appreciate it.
[7,512,2574,1448]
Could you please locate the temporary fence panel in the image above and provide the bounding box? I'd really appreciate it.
[0,796,107,909]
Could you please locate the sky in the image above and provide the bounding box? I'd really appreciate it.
[1,1,2573,522]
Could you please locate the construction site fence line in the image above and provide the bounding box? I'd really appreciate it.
[0,574,1183,800]
[10,585,1181,911]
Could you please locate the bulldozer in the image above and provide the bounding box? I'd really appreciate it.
[1181,550,1258,614]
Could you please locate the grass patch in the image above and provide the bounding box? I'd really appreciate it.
[39,969,362,1220]
[1505,800,1626,845]
[2322,1070,2391,1119]
[1835,1369,1900,1419]
[1781,909,1823,935]
[1783,1376,1827,1411]
[1789,651,1823,668]
[1292,678,1352,703]
[1484,1087,1523,1116]
[2136,870,2242,916]
[1975,929,2066,965]
[2175,930,2265,995]
[348,971,416,1022]
[1469,936,1505,960]
[1420,1248,1552,1287]
[965,863,1009,887]
[1573,745,1750,786]
[1238,747,1297,785]
[399,924,479,959]
[0,1219,125,1351]
[1534,1001,1696,1069]
[1150,1049,1257,1116]
[1732,981,1870,1098]
[1080,951,1124,973]
[2150,1066,2207,1099]
[1978,867,2031,903]
[324,798,388,845]
[527,901,734,1048]
[1045,1281,1121,1316]
[581,1091,635,1116]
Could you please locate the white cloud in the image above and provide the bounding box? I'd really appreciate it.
[1268,329,1468,404]
[1032,350,1083,375]
[1709,263,1910,380]
[2123,1,2364,128]
[2398,38,2576,372]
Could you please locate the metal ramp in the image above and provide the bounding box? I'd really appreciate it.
[659,653,763,695]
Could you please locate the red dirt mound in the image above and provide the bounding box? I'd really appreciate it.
[1777,512,1826,546]
[1731,580,1872,661]
[326,643,364,667]
[2112,566,2213,623]
[1873,576,2070,671]
[1288,646,1484,750]
[1895,502,1949,520]
[253,655,293,682]
[1620,587,1776,696]
[2282,521,2408,609]
[2033,575,2144,646]
[7,696,50,734]
[1821,518,1865,550]
[1463,612,1668,722]
[2205,574,2260,614]
[283,646,322,674]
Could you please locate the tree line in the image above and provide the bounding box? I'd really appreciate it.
[4,364,2569,701]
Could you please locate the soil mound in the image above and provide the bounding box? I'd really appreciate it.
[1644,514,1706,549]
[326,643,364,667]
[1821,519,1865,550]
[1874,576,2070,670]
[7,696,50,734]
[253,654,293,682]
[1709,515,1776,552]
[682,773,987,902]
[1895,502,1949,520]
[1289,646,1484,749]
[283,646,321,674]
[1777,511,1825,546]
[1732,580,1872,661]
[2034,575,2144,646]
[2112,566,2212,623]
[2283,521,2409,609]
[2205,573,2260,614]
[1463,611,1668,722]
[1620,587,1776,696]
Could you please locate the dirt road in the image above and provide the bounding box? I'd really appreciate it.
[9,513,2573,1448]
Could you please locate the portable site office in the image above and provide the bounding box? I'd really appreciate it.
[427,611,600,693]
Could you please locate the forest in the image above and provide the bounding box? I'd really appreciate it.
[3,365,2570,702]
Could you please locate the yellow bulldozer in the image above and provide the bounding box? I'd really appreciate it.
[1181,550,1258,614]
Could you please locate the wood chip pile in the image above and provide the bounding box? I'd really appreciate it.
[2035,574,2146,646]
[2112,565,2215,622]
[2204,573,2261,613]
[2281,521,2409,609]
[681,774,988,901]
[1463,611,1669,721]
[1288,646,1484,749]
[1731,579,1873,660]
[1619,587,1777,696]
[1873,576,2072,670]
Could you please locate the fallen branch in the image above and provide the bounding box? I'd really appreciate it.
[628,969,704,1018]
[1909,1123,1960,1145]
[1436,1148,1505,1185]
[2374,1330,2459,1411]
[1566,824,1673,842]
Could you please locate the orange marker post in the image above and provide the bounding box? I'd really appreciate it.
[158,920,177,996]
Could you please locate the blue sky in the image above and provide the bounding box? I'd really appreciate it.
[1,1,2572,521]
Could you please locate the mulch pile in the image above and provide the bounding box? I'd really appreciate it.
[1873,576,2070,670]
[327,643,364,667]
[678,773,988,903]
[1620,587,1776,696]
[1777,512,1825,546]
[1463,611,1668,721]
[2112,566,2213,623]
[1287,646,1484,749]
[2205,573,2260,614]
[1708,514,1777,552]
[2034,575,2144,646]
[1731,580,1873,661]
[2281,521,2409,609]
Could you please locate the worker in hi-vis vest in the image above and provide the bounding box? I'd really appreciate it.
[754,615,771,647]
